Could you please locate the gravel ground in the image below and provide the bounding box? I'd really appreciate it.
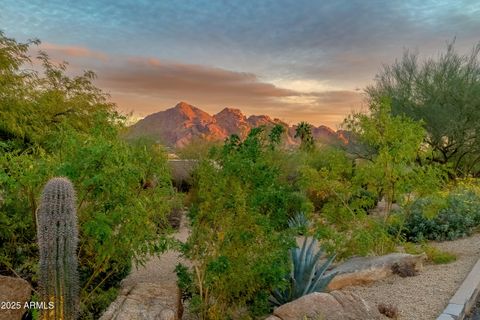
[120,214,190,290]
[344,233,480,320]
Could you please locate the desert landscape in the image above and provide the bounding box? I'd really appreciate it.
[2,1,480,320]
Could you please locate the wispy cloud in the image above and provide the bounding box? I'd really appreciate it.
[100,57,296,99]
[92,55,362,127]
[3,0,479,126]
[39,42,109,61]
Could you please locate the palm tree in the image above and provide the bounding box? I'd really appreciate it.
[295,121,314,151]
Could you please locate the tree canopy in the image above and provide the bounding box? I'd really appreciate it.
[366,41,480,177]
[0,31,175,319]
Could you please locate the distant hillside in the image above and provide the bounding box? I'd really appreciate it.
[127,101,347,147]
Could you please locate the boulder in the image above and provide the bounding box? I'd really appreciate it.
[327,253,426,290]
[0,275,32,320]
[99,283,182,320]
[272,291,382,320]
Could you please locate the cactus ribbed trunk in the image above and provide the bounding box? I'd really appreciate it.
[37,177,79,320]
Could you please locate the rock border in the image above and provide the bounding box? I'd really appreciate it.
[437,256,480,320]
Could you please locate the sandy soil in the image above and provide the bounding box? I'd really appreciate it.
[344,233,480,320]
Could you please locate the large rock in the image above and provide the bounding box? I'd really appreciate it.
[327,253,426,290]
[99,283,182,320]
[0,275,32,320]
[272,291,382,320]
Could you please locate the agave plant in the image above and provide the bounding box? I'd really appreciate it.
[287,212,311,234]
[270,237,336,306]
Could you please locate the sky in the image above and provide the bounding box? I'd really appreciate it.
[2,0,480,128]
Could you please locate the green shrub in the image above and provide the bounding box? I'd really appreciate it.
[314,211,396,259]
[399,189,480,242]
[403,243,456,264]
[0,32,176,319]
[184,129,309,318]
[426,247,457,264]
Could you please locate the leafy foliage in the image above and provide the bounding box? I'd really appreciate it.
[295,121,315,151]
[395,188,480,242]
[367,41,480,177]
[0,32,176,319]
[287,212,311,235]
[270,237,336,306]
[296,145,397,258]
[344,98,442,214]
[183,128,310,318]
[268,124,286,150]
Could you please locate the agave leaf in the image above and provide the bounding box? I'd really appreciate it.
[309,254,336,293]
[313,271,337,292]
[271,236,336,306]
[315,254,336,277]
[294,238,308,282]
[270,288,287,306]
[304,238,317,268]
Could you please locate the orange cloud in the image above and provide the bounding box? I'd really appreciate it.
[99,57,297,100]
[40,42,108,61]
[93,56,363,127]
[21,45,363,127]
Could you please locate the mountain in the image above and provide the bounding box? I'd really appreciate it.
[127,101,346,147]
[213,107,250,138]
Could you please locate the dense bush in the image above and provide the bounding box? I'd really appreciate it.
[367,41,480,177]
[315,213,396,259]
[0,32,176,319]
[182,127,311,318]
[396,189,480,242]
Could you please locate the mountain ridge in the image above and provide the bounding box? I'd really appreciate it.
[128,102,346,147]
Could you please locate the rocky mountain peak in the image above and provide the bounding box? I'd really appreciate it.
[128,102,347,148]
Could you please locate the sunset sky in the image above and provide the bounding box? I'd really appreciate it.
[3,0,480,128]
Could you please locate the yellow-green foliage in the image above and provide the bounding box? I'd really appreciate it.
[367,41,480,177]
[315,214,396,259]
[184,128,310,318]
[0,32,176,319]
[404,243,457,264]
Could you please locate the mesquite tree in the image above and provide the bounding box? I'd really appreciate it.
[37,177,79,320]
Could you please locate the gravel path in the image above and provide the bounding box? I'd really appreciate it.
[344,233,480,320]
[121,216,190,289]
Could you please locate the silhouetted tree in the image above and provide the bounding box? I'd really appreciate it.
[295,121,314,151]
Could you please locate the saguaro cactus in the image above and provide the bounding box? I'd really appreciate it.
[37,177,79,320]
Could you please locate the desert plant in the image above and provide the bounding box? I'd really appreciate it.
[288,212,311,235]
[295,122,315,151]
[37,177,79,320]
[398,189,480,242]
[270,237,336,306]
[403,243,456,265]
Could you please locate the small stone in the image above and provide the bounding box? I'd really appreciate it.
[159,308,175,320]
